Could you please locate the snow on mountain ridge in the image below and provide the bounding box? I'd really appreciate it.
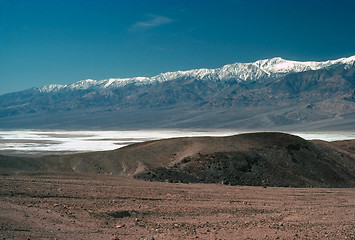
[39,84,66,92]
[37,56,355,93]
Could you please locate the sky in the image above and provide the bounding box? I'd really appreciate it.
[1,0,355,95]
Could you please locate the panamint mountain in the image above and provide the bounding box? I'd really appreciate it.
[38,56,355,92]
[0,55,354,130]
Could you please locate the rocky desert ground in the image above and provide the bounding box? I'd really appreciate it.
[0,173,354,240]
[1,133,354,239]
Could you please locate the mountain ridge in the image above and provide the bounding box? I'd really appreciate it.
[34,55,355,93]
[0,56,354,130]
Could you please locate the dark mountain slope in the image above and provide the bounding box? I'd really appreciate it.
[135,132,355,187]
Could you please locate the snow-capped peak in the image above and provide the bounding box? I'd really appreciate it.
[37,55,355,93]
[38,84,66,92]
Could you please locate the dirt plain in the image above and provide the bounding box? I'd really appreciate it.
[1,133,354,239]
[0,172,354,240]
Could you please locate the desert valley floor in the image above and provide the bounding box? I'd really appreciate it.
[0,173,354,240]
[1,132,354,239]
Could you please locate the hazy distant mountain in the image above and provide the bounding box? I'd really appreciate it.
[0,56,354,130]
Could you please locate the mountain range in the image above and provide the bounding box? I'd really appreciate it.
[0,56,354,130]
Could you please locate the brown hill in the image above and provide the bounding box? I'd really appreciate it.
[0,132,354,187]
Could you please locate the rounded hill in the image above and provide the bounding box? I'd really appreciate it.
[0,132,354,188]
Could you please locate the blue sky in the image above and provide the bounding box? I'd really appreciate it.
[1,0,355,95]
